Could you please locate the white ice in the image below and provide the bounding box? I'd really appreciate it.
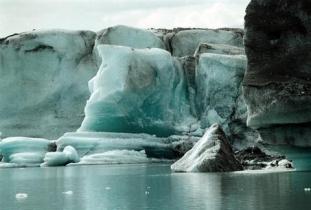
[15,193,28,200]
[41,146,79,167]
[57,131,199,162]
[171,124,242,172]
[78,150,150,165]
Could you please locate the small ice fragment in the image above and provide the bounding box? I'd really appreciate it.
[62,191,73,195]
[145,191,150,195]
[147,186,151,189]
[304,188,311,191]
[16,193,28,200]
[105,187,111,190]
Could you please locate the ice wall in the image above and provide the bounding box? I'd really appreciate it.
[0,30,98,139]
[0,25,246,140]
[196,53,247,130]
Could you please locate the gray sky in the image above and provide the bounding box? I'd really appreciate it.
[0,0,250,37]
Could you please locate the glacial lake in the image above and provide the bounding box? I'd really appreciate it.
[0,164,310,210]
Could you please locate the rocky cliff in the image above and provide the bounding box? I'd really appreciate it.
[243,0,311,146]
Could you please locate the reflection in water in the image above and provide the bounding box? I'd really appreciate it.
[171,173,222,210]
[0,164,310,210]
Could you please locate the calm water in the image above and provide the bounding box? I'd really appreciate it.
[0,164,310,210]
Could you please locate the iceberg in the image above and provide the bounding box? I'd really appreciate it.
[171,124,243,172]
[77,150,151,165]
[0,137,52,167]
[15,193,28,201]
[79,45,196,136]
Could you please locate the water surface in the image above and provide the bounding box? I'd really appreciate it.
[0,164,310,210]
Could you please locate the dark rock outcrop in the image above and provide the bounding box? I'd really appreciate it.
[235,146,293,170]
[243,0,311,146]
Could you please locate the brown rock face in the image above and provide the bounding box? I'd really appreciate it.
[244,0,311,86]
[243,0,311,146]
[243,0,311,124]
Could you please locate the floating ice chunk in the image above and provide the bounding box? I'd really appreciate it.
[41,152,69,167]
[265,159,294,170]
[42,146,79,167]
[105,187,111,190]
[10,153,47,165]
[0,137,51,166]
[171,124,243,172]
[63,146,79,163]
[277,159,294,168]
[79,45,195,136]
[62,191,73,195]
[79,150,150,165]
[16,193,28,200]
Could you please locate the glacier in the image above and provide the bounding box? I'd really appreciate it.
[0,24,306,170]
[0,26,253,167]
[0,25,246,140]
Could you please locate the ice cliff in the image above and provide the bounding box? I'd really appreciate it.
[0,25,251,166]
[0,30,97,139]
[0,25,246,140]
